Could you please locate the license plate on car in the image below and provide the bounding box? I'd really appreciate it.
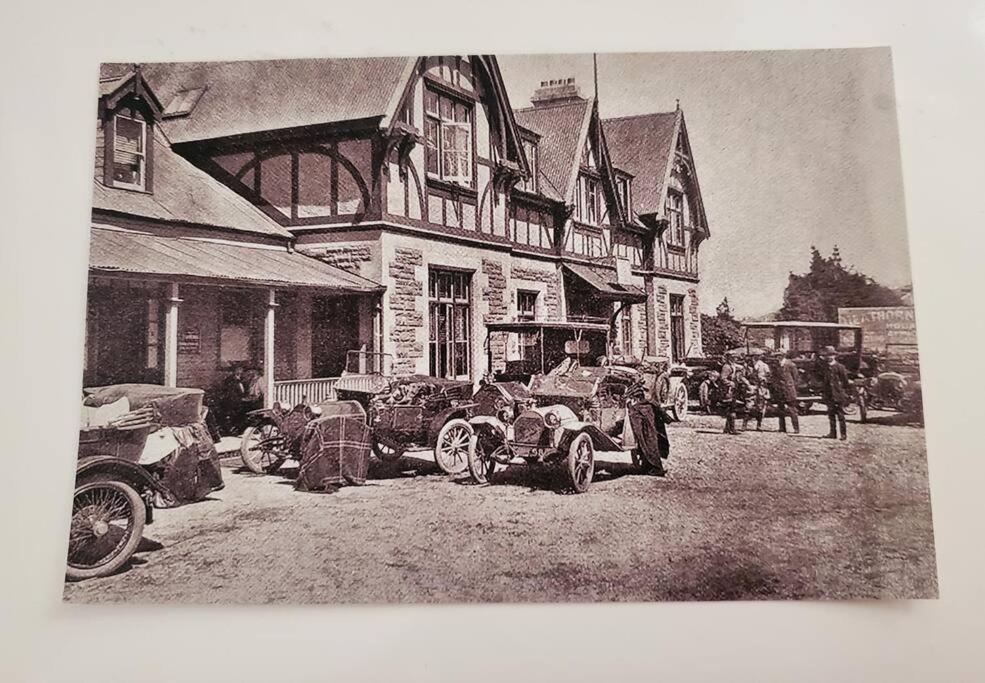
[514,445,552,459]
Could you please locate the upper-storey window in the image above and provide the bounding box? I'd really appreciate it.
[575,174,601,225]
[424,87,473,186]
[111,114,147,190]
[617,177,631,218]
[517,139,538,193]
[666,189,685,245]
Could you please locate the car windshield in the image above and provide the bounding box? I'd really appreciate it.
[491,328,609,378]
[343,351,393,376]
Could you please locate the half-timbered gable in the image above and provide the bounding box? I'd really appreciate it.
[604,108,711,360]
[381,56,530,240]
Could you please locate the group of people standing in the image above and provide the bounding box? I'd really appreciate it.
[716,346,852,440]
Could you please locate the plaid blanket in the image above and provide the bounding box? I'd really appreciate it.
[295,402,371,493]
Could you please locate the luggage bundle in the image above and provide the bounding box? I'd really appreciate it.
[295,401,371,493]
[80,384,224,506]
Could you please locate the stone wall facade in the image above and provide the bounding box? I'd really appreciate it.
[482,259,508,370]
[656,284,670,357]
[687,287,703,356]
[510,265,561,319]
[303,245,373,275]
[387,247,424,374]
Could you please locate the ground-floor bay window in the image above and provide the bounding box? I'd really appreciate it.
[428,268,472,379]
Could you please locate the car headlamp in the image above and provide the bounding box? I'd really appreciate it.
[497,406,515,424]
[544,411,561,428]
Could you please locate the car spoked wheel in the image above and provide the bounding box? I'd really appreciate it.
[467,435,504,484]
[672,384,689,421]
[67,479,145,581]
[565,433,595,493]
[372,437,405,463]
[240,422,285,474]
[434,419,473,475]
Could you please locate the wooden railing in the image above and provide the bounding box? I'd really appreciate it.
[273,377,339,406]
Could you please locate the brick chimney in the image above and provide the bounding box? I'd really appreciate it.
[530,77,584,107]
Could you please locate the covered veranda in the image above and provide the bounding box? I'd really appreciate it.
[85,226,385,407]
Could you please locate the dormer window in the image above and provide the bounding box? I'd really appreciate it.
[111,114,147,190]
[98,70,161,192]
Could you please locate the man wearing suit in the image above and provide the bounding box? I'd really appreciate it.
[819,345,850,440]
[774,350,800,434]
[720,354,743,435]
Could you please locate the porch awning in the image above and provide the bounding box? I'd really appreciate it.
[89,227,384,293]
[563,263,646,303]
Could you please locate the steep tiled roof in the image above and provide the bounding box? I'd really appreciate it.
[603,111,679,217]
[514,99,592,203]
[92,128,292,238]
[126,57,413,144]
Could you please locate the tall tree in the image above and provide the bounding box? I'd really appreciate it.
[779,245,903,321]
[701,297,744,357]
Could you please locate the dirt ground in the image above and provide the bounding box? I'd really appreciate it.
[63,409,937,604]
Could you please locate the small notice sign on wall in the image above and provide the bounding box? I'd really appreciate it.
[178,326,201,354]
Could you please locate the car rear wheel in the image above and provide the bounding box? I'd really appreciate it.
[67,478,145,581]
[240,422,285,474]
[565,433,595,494]
[671,383,689,421]
[434,419,472,475]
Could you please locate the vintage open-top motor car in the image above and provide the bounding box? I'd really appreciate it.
[242,351,477,475]
[473,321,689,426]
[334,351,476,474]
[467,324,670,493]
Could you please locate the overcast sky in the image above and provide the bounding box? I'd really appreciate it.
[498,49,912,318]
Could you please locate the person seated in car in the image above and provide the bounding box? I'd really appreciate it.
[242,366,265,414]
[215,365,248,435]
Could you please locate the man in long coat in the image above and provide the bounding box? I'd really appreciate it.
[773,350,800,434]
[819,345,851,440]
[720,354,744,434]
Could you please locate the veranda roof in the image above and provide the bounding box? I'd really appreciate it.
[89,227,384,293]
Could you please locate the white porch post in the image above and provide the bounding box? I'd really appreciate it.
[264,288,277,407]
[164,282,181,387]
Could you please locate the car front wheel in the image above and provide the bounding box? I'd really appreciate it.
[565,433,595,494]
[434,419,473,475]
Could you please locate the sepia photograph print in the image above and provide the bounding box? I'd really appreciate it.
[65,49,936,604]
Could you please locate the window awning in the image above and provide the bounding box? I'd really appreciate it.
[89,227,385,293]
[563,263,646,303]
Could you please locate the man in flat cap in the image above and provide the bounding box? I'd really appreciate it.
[819,345,850,440]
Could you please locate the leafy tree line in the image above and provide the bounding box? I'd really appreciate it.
[779,246,902,321]
[699,246,904,357]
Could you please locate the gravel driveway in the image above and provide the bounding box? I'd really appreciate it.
[63,410,937,603]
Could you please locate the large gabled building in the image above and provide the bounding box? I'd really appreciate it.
[85,57,712,403]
